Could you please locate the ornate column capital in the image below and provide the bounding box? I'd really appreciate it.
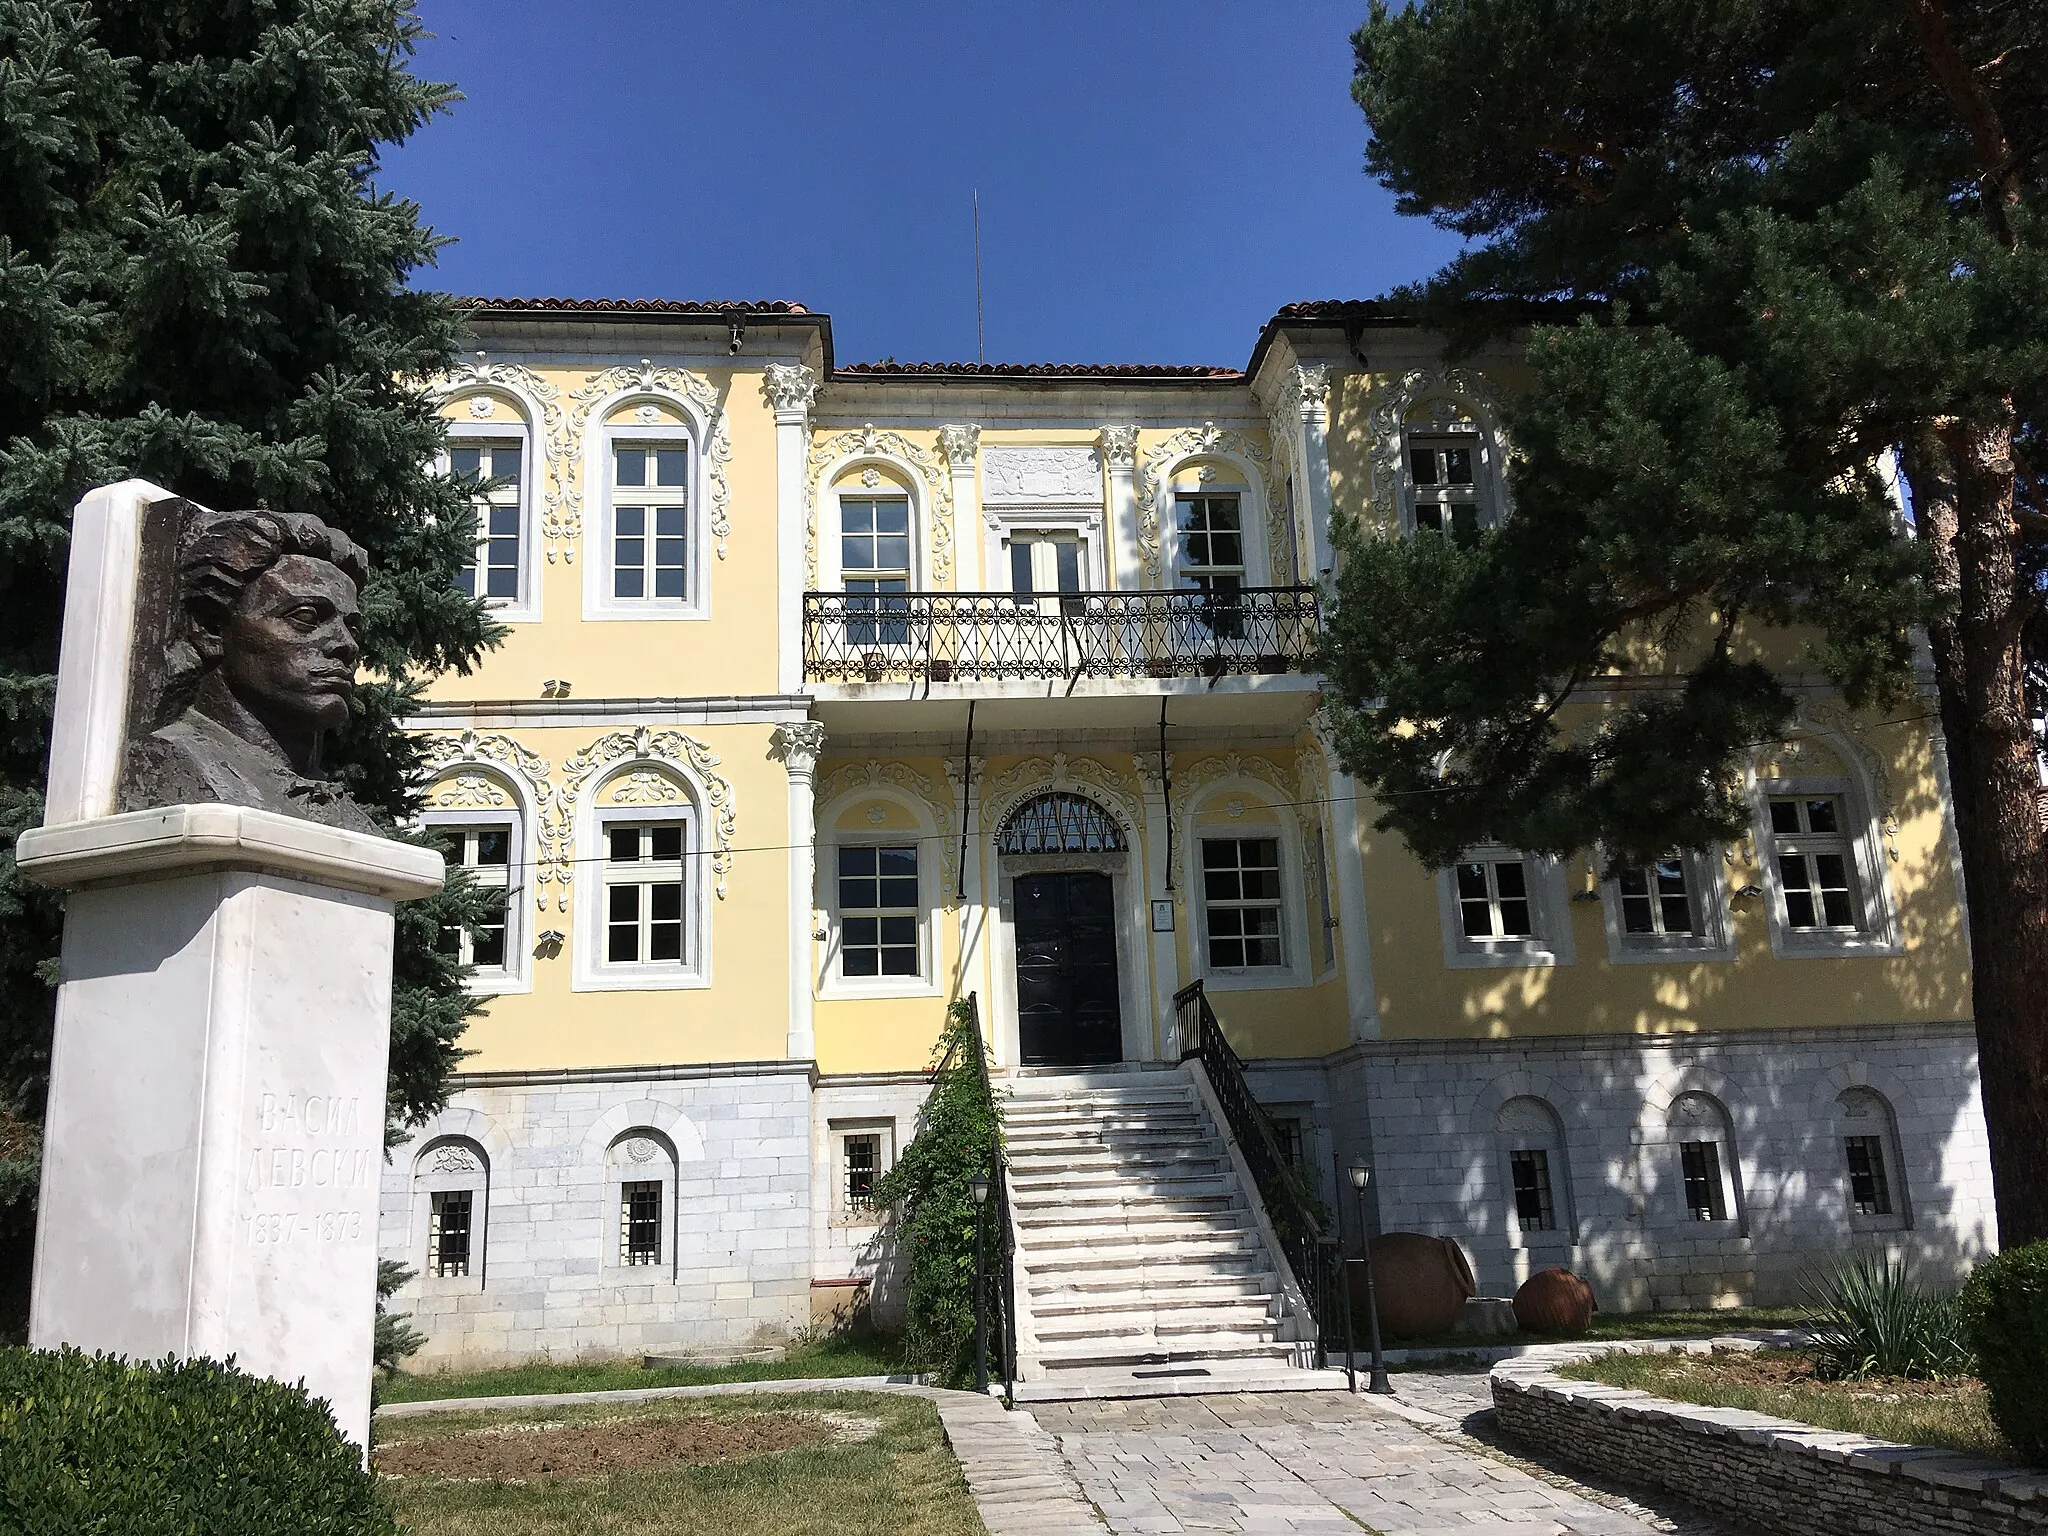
[770,720,827,779]
[943,756,986,793]
[1133,751,1171,799]
[1289,363,1331,421]
[762,363,818,425]
[1098,424,1139,471]
[937,424,981,470]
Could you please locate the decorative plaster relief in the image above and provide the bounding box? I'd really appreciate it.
[763,363,819,419]
[439,354,579,563]
[429,1144,480,1175]
[418,730,564,912]
[981,446,1103,506]
[1364,367,1512,533]
[1133,422,1287,585]
[816,758,960,903]
[769,721,828,776]
[562,726,737,901]
[572,361,734,560]
[426,774,510,810]
[805,425,954,588]
[1794,701,1901,862]
[1098,425,1138,471]
[980,755,1141,844]
[938,424,982,470]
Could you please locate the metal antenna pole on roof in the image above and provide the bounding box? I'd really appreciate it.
[973,189,985,364]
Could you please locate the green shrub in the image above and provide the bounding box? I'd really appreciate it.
[873,1001,1000,1388]
[0,1346,395,1535]
[1960,1241,2048,1464]
[1805,1253,1972,1380]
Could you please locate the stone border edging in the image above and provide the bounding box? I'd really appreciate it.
[372,1375,1107,1534]
[1490,1337,2048,1535]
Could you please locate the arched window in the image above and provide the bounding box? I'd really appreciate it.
[413,1136,489,1286]
[1668,1092,1742,1226]
[1496,1096,1571,1238]
[1835,1087,1910,1229]
[575,763,707,991]
[998,792,1126,855]
[443,392,538,619]
[420,770,527,994]
[606,1130,678,1278]
[590,396,706,619]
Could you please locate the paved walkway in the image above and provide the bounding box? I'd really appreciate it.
[1031,1385,1745,1535]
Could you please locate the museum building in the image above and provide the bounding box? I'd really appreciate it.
[381,297,1994,1375]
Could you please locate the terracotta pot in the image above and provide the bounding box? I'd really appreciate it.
[1513,1267,1596,1336]
[1350,1233,1476,1339]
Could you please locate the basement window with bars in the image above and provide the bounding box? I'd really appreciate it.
[1510,1149,1557,1232]
[429,1189,473,1277]
[1270,1115,1306,1169]
[1679,1140,1730,1222]
[620,1181,663,1265]
[843,1134,880,1212]
[1844,1135,1894,1217]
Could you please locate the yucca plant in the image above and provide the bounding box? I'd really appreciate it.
[1805,1254,1974,1380]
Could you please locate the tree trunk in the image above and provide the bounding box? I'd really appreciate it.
[1918,412,2048,1249]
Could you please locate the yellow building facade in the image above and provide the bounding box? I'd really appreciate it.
[382,299,1992,1368]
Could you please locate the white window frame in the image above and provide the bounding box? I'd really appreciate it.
[1173,489,1251,599]
[1599,849,1733,964]
[442,422,539,622]
[1437,848,1575,969]
[1160,460,1273,589]
[587,422,706,621]
[1184,801,1312,992]
[419,802,530,996]
[836,489,916,650]
[1199,833,1287,973]
[1403,425,1498,537]
[829,839,929,990]
[816,466,926,592]
[1751,773,1900,957]
[831,1120,896,1227]
[983,508,1107,599]
[1397,410,1509,538]
[574,800,708,992]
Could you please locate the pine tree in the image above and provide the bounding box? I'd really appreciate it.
[1332,0,2048,1241]
[0,0,500,1328]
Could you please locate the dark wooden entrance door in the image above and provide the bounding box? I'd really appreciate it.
[1014,871,1122,1066]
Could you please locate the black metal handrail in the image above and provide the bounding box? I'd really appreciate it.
[1174,979,1338,1361]
[803,586,1320,685]
[955,992,1016,1399]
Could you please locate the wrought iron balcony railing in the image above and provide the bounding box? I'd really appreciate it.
[802,586,1321,685]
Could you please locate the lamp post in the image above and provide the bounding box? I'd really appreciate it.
[1330,1153,1358,1392]
[969,1173,991,1394]
[1349,1159,1393,1395]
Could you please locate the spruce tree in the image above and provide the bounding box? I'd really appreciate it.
[0,0,498,1329]
[1331,0,2048,1242]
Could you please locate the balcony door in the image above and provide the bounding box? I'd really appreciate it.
[1013,871,1122,1066]
[1006,530,1087,617]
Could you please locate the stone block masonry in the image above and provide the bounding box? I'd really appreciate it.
[1493,1353,2048,1536]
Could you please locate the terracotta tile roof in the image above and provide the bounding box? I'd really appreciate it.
[1273,299,1401,319]
[835,360,1242,379]
[463,297,812,315]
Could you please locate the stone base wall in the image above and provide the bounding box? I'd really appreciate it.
[1493,1357,2048,1536]
[381,1063,816,1369]
[1318,1023,1995,1311]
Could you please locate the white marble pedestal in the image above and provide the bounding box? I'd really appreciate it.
[16,804,443,1450]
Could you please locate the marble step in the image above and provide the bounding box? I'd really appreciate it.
[1032,1336,1299,1374]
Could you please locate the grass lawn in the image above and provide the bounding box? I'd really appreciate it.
[375,1389,985,1536]
[378,1330,911,1405]
[1383,1305,1815,1353]
[1561,1347,2013,1463]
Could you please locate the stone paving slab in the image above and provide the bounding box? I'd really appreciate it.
[1034,1390,1673,1535]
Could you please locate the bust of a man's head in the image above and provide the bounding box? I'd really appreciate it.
[170,509,370,775]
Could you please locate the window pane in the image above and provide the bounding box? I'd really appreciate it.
[1769,798,1801,834]
[655,448,688,487]
[1806,798,1839,834]
[475,829,510,866]
[614,564,645,599]
[879,876,918,909]
[844,1134,879,1208]
[1680,1140,1727,1221]
[841,499,873,534]
[485,561,519,599]
[1443,446,1474,485]
[1409,447,1439,486]
[1845,1135,1892,1216]
[876,500,908,534]
[1455,863,1489,900]
[1494,861,1528,900]
[839,845,877,877]
[1496,897,1533,938]
[615,448,645,487]
[1009,541,1034,594]
[450,445,482,480]
[877,846,917,878]
[609,827,641,863]
[491,443,522,485]
[471,923,506,969]
[1510,1149,1555,1231]
[650,824,683,861]
[1056,539,1081,593]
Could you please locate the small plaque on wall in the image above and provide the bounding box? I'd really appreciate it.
[1151,900,1175,932]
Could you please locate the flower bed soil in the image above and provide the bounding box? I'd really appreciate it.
[375,1411,837,1480]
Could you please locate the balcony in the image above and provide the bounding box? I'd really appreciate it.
[802,587,1321,688]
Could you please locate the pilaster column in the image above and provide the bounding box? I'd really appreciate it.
[946,755,994,1059]
[771,720,826,1059]
[1100,425,1140,589]
[938,426,981,588]
[765,364,819,693]
[1288,365,1336,581]
[1134,752,1179,1057]
[1312,711,1380,1042]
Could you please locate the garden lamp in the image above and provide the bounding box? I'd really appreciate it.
[1350,1159,1392,1395]
[969,1172,991,1393]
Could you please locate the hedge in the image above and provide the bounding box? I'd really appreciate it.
[1959,1241,2048,1465]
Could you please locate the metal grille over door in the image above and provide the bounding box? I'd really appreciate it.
[997,792,1126,855]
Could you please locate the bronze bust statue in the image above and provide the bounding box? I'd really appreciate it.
[119,506,379,833]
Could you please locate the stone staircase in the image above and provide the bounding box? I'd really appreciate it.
[1002,1067,1316,1391]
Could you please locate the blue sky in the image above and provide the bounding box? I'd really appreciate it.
[382,2,1462,370]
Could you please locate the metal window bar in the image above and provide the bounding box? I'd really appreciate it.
[844,1134,880,1211]
[429,1189,472,1278]
[996,792,1126,855]
[1679,1140,1728,1221]
[803,586,1319,684]
[1844,1135,1893,1216]
[1174,980,1334,1357]
[1509,1149,1556,1231]
[621,1180,662,1265]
